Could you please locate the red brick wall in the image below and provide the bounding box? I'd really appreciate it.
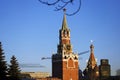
[62,60,79,80]
[52,55,79,80]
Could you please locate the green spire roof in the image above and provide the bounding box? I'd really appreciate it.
[61,10,69,30]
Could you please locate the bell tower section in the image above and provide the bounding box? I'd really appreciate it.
[57,12,72,54]
[52,10,79,80]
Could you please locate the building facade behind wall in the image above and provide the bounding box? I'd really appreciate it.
[99,59,111,80]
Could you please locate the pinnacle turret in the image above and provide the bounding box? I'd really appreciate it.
[87,44,97,69]
[83,44,99,80]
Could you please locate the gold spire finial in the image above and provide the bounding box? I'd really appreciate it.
[63,8,66,14]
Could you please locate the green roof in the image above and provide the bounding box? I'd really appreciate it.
[61,13,69,30]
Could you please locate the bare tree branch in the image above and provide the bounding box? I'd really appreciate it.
[38,0,60,5]
[61,0,72,3]
[38,0,82,16]
[55,1,70,11]
[66,0,81,16]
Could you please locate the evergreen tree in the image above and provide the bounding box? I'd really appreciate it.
[8,55,21,80]
[0,42,8,80]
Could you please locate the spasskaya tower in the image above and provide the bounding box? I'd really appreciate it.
[52,9,79,80]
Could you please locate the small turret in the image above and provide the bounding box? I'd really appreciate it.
[88,44,97,69]
[83,44,99,80]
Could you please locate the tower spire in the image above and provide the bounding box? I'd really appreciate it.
[62,8,68,30]
[83,43,99,80]
[57,8,72,54]
[87,44,97,69]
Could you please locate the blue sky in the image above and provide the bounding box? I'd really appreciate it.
[0,0,120,76]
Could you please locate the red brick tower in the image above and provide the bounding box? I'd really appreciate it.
[52,10,79,80]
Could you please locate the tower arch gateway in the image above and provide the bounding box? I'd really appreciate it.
[52,10,79,80]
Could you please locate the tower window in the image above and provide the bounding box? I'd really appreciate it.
[74,56,78,60]
[64,56,67,59]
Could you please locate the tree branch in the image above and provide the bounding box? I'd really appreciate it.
[55,1,70,11]
[38,0,82,16]
[66,0,81,16]
[38,0,60,5]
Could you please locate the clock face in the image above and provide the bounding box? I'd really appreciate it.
[66,45,71,50]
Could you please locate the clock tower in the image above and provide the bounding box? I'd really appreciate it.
[52,10,79,80]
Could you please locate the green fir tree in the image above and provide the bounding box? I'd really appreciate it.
[0,42,8,80]
[8,55,21,80]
